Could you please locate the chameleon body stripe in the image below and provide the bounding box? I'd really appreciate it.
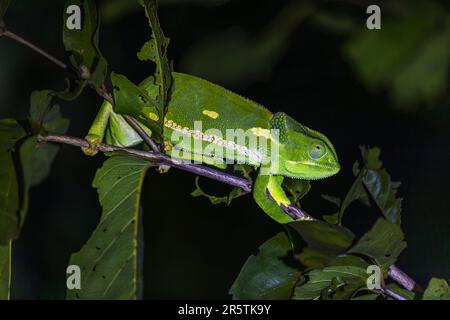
[164,118,265,163]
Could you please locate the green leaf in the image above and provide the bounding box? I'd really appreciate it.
[0,242,11,300]
[359,146,402,224]
[343,2,450,109]
[138,0,172,121]
[351,293,379,300]
[26,91,69,184]
[181,1,315,87]
[311,10,359,34]
[230,232,301,299]
[328,254,370,269]
[13,137,61,237]
[322,212,339,224]
[29,90,70,134]
[111,72,162,140]
[0,119,26,152]
[344,147,402,224]
[233,164,254,180]
[0,0,10,21]
[62,0,105,78]
[191,176,246,206]
[423,278,450,300]
[287,220,355,268]
[386,283,417,300]
[363,169,402,224]
[321,194,341,208]
[348,218,406,273]
[294,265,368,300]
[0,93,67,244]
[20,137,61,187]
[282,178,310,204]
[337,166,367,223]
[392,23,450,107]
[61,0,107,99]
[15,92,70,232]
[359,146,383,170]
[321,194,341,224]
[29,90,53,127]
[66,156,151,299]
[0,119,27,243]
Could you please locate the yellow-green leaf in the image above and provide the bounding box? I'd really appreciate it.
[423,278,450,300]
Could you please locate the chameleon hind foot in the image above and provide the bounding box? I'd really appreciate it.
[82,133,102,156]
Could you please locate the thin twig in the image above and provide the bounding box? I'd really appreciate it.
[1,29,68,71]
[123,115,160,153]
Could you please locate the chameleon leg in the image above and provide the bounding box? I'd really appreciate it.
[82,100,112,156]
[267,175,291,207]
[253,173,295,224]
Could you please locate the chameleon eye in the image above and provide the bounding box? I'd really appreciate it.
[308,142,327,159]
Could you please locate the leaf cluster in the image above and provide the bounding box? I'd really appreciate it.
[230,147,448,300]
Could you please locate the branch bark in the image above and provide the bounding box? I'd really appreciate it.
[0,28,73,74]
[381,287,406,301]
[388,264,421,293]
[37,133,253,193]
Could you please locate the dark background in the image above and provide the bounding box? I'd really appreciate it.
[0,0,449,299]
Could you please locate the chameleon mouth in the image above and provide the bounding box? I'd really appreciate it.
[285,160,340,178]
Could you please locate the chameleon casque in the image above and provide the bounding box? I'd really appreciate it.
[85,72,340,224]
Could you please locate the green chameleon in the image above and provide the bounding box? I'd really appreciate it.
[84,72,340,224]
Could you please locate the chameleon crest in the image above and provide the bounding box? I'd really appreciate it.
[268,112,340,180]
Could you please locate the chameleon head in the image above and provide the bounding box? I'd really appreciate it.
[269,112,340,179]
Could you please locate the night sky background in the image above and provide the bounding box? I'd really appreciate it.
[0,0,449,299]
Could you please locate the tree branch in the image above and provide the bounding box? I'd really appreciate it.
[37,132,253,193]
[0,27,70,72]
[380,287,406,300]
[388,264,421,293]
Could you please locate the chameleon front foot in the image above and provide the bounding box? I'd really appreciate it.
[267,175,291,207]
